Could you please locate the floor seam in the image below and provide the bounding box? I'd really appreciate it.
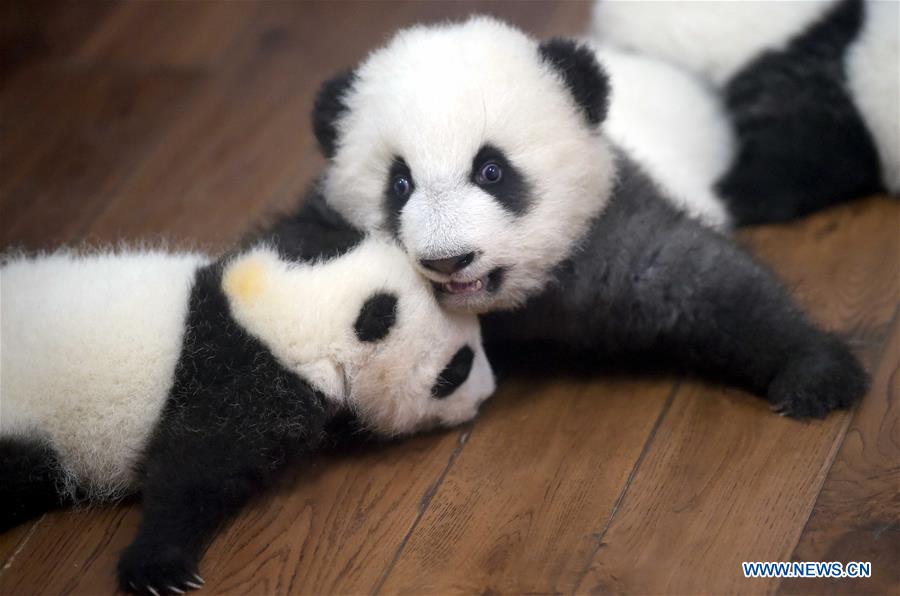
[0,515,44,576]
[569,379,682,592]
[370,424,473,596]
[774,303,900,595]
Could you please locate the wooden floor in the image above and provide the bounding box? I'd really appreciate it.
[1,2,897,595]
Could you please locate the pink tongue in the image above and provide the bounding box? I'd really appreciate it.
[449,281,476,292]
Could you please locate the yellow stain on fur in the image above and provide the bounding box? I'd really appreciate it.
[223,257,267,303]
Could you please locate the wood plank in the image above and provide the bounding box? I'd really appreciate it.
[574,198,899,594]
[200,429,468,595]
[377,376,677,594]
[0,0,114,83]
[74,1,259,70]
[0,64,199,250]
[780,310,900,595]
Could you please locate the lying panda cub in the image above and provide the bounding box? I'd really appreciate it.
[300,16,868,418]
[591,0,899,223]
[0,232,494,594]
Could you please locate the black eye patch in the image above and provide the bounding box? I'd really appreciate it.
[384,156,414,239]
[431,346,475,399]
[470,144,529,216]
[354,292,398,342]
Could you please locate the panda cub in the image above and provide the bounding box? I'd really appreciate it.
[0,230,494,594]
[301,16,868,419]
[592,0,899,223]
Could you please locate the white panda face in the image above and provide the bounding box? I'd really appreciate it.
[318,17,616,314]
[222,240,495,438]
[346,287,495,436]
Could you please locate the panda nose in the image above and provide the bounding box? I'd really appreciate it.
[420,252,476,275]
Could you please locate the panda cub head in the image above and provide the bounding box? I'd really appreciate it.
[223,236,495,436]
[314,16,616,313]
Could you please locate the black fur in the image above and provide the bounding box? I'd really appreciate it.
[471,144,530,215]
[312,69,357,158]
[248,184,365,262]
[117,262,339,595]
[0,437,74,532]
[483,149,868,417]
[538,38,610,125]
[717,0,883,225]
[432,346,475,399]
[354,292,398,342]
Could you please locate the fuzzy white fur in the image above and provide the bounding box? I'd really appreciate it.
[324,16,616,312]
[1,250,208,500]
[591,0,838,85]
[593,44,733,229]
[223,238,495,436]
[846,0,900,193]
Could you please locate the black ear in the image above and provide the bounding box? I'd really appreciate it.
[354,292,398,343]
[312,69,357,158]
[538,38,609,125]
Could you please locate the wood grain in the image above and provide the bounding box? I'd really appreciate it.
[781,311,900,595]
[378,377,678,594]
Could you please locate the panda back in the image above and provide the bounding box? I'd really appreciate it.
[0,250,208,500]
[846,0,900,193]
[596,45,733,229]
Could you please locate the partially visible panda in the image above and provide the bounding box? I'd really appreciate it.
[0,221,495,594]
[591,0,899,223]
[300,17,867,423]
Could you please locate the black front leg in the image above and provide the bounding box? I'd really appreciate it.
[630,229,869,417]
[118,391,331,595]
[484,177,868,417]
[117,437,270,595]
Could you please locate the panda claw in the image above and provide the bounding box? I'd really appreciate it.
[147,586,161,596]
[193,574,205,585]
[184,581,203,590]
[167,587,185,595]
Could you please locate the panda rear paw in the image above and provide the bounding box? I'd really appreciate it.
[767,335,869,419]
[118,540,204,595]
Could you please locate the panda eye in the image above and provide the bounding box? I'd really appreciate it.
[392,175,412,198]
[477,162,502,185]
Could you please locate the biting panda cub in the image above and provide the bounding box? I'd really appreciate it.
[300,16,867,418]
[0,228,494,594]
[592,0,899,223]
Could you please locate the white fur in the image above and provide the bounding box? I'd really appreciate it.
[593,44,734,229]
[591,0,838,85]
[0,250,207,500]
[846,0,900,193]
[324,16,616,312]
[223,238,495,436]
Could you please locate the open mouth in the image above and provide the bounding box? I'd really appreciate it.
[435,268,505,297]
[443,276,487,295]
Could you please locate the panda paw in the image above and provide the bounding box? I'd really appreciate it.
[118,541,204,595]
[767,335,869,419]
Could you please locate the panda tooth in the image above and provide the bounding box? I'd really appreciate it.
[474,279,484,290]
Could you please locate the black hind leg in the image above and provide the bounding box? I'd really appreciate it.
[718,0,884,225]
[0,437,71,532]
